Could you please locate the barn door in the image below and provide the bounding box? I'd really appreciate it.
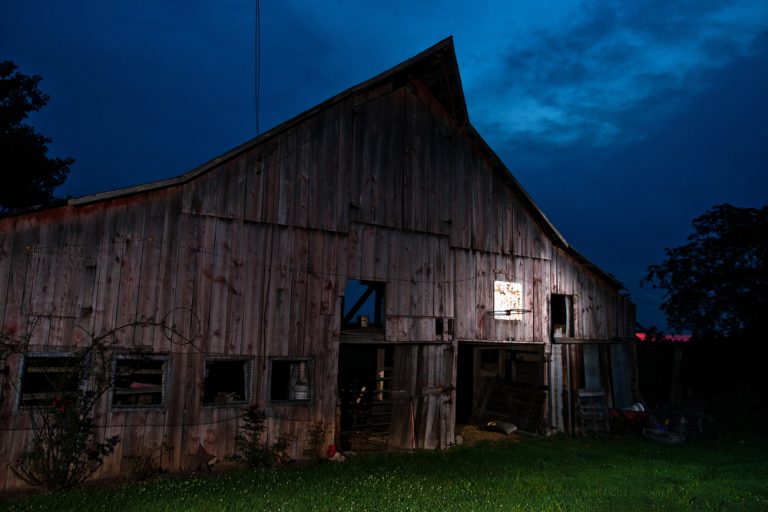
[610,343,633,409]
[583,344,602,391]
[389,344,454,450]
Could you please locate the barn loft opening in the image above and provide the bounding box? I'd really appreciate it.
[341,280,385,330]
[551,294,573,339]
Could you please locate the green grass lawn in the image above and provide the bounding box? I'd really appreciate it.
[2,435,767,511]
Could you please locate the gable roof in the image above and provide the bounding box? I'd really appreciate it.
[9,37,625,290]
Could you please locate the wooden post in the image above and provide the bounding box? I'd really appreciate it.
[670,345,683,406]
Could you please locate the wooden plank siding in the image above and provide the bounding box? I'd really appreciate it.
[0,39,635,488]
[550,247,634,340]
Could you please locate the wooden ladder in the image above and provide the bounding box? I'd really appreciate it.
[577,389,609,435]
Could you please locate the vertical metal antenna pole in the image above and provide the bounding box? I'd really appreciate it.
[255,0,261,136]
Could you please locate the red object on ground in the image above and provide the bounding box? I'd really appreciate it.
[610,408,647,423]
[327,444,336,458]
[609,408,648,434]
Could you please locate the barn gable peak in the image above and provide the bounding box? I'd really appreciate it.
[66,38,468,206]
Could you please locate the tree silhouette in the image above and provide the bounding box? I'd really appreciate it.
[0,60,73,212]
[644,203,767,339]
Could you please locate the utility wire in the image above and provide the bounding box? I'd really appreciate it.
[12,239,546,286]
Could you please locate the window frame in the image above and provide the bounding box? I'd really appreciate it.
[269,357,314,405]
[17,352,83,409]
[202,357,252,407]
[110,353,169,410]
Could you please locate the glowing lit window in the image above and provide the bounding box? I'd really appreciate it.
[494,281,523,320]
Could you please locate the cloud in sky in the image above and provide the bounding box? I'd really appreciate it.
[4,0,765,182]
[470,0,768,152]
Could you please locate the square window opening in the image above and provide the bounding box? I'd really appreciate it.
[112,355,167,408]
[270,359,313,403]
[435,318,456,337]
[203,359,250,405]
[341,280,385,329]
[19,355,82,408]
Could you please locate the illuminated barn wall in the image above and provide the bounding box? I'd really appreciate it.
[0,39,636,489]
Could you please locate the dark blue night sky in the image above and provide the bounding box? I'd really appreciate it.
[2,1,766,330]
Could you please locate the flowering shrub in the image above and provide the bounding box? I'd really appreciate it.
[9,332,124,490]
[12,387,120,490]
[3,310,200,491]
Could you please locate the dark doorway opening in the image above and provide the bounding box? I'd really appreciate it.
[455,343,547,433]
[456,344,474,424]
[337,344,393,451]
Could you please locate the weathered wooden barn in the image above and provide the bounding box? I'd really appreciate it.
[0,38,636,488]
